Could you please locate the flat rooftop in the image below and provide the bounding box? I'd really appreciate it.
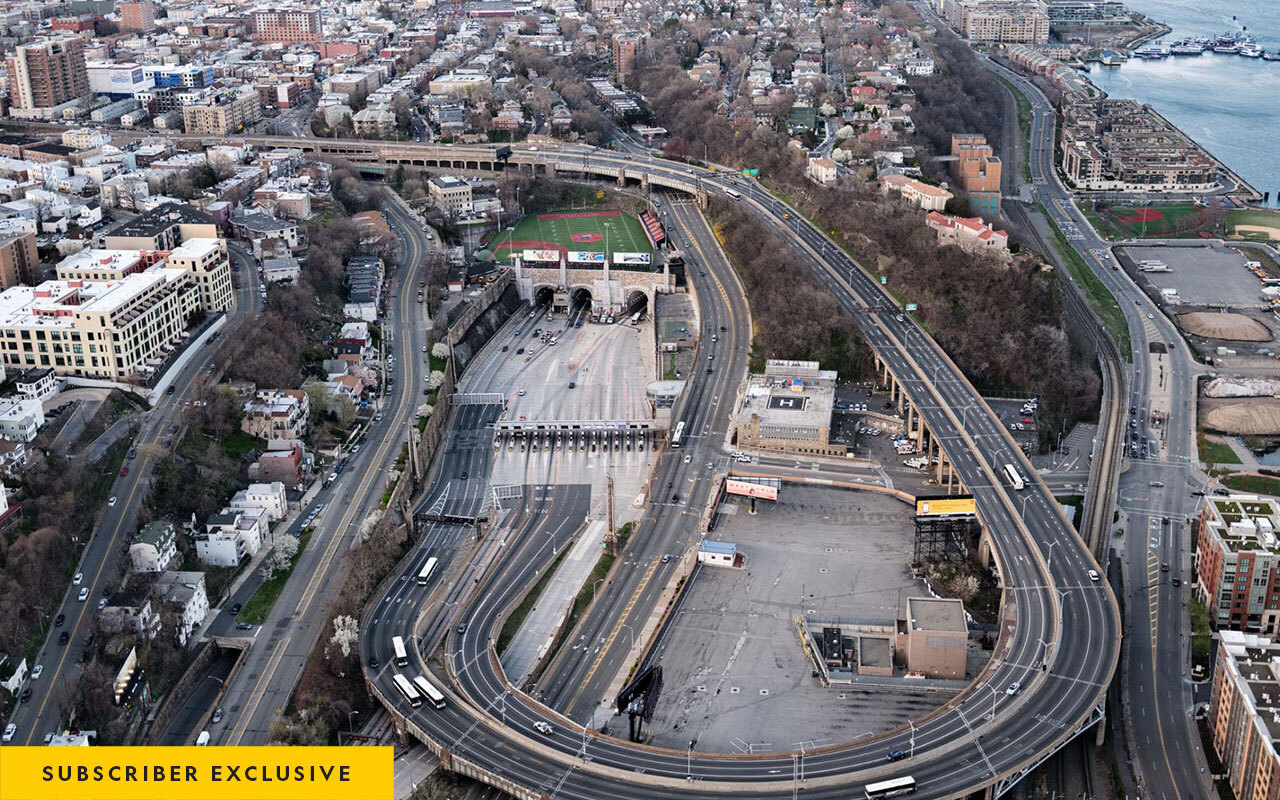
[1221,631,1280,743]
[106,202,213,239]
[907,597,967,633]
[0,269,188,328]
[1206,495,1280,555]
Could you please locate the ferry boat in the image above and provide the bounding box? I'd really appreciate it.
[1135,44,1169,59]
[1264,51,1280,61]
[1213,43,1240,54]
[1168,38,1206,55]
[1240,43,1264,58]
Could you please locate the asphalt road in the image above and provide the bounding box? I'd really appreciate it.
[988,60,1210,799]
[6,244,261,745]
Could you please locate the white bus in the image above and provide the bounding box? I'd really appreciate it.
[392,635,409,668]
[864,776,916,798]
[726,189,742,199]
[1002,463,1026,491]
[416,557,439,586]
[630,311,642,325]
[670,420,686,449]
[413,675,447,709]
[392,673,422,709]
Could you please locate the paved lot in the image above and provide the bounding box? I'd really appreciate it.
[639,486,946,753]
[1121,244,1262,308]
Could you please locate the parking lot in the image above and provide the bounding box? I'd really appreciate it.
[1119,243,1265,308]
[640,486,951,753]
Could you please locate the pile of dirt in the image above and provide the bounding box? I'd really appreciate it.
[1204,401,1280,435]
[1176,312,1271,342]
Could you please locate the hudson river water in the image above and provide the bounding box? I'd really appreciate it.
[1088,0,1280,206]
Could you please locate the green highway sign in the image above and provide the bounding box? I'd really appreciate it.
[904,303,918,311]
[880,275,887,285]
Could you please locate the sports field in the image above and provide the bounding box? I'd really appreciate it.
[1227,208,1280,242]
[1097,203,1210,237]
[489,210,653,262]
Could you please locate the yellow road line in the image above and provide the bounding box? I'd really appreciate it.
[227,635,291,746]
[580,556,660,689]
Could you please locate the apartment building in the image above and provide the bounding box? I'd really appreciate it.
[951,133,1003,217]
[0,397,43,442]
[251,8,323,45]
[166,238,233,313]
[806,157,839,186]
[879,174,954,211]
[0,232,39,289]
[119,1,156,32]
[1209,631,1280,800]
[945,0,1049,45]
[181,88,262,136]
[104,203,220,251]
[0,270,199,381]
[152,571,208,646]
[1198,495,1280,633]
[925,211,1010,258]
[228,481,287,522]
[6,37,90,120]
[196,508,266,567]
[428,175,473,216]
[612,32,643,81]
[242,389,309,445]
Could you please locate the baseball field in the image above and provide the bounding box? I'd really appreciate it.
[488,210,653,262]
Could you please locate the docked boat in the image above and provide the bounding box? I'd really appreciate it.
[1264,51,1280,61]
[1213,44,1240,54]
[1240,43,1264,58]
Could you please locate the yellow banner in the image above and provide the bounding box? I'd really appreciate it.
[0,747,393,800]
[915,496,977,517]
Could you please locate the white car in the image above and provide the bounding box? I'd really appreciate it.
[78,587,89,602]
[73,573,83,585]
[108,496,117,507]
[533,720,554,736]
[1006,682,1022,696]
[1087,569,1100,582]
[2,723,15,742]
[30,665,42,680]
[683,454,691,463]
[97,598,107,611]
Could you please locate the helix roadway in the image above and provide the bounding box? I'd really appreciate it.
[327,139,1122,799]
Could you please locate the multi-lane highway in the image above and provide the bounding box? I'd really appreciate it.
[989,61,1210,798]
[331,139,1122,799]
[9,244,261,745]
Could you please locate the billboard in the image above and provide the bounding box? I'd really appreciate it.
[568,251,606,264]
[725,479,779,502]
[612,251,652,266]
[915,496,977,517]
[521,249,561,263]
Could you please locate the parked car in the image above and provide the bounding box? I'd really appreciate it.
[96,598,107,611]
[2,724,15,742]
[108,496,117,507]
[230,603,242,615]
[54,614,64,628]
[235,622,253,631]
[73,572,83,585]
[211,708,223,725]
[78,588,89,602]
[30,665,42,680]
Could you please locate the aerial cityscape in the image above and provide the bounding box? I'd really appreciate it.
[0,0,1276,798]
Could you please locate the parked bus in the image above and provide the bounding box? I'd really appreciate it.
[413,676,447,709]
[392,635,409,668]
[864,776,916,798]
[392,674,422,709]
[725,189,742,200]
[1002,463,1026,491]
[416,557,439,586]
[670,420,686,449]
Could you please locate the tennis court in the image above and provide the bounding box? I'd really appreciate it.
[489,210,653,262]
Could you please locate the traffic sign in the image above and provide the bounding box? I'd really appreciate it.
[880,275,887,285]
[904,303,918,312]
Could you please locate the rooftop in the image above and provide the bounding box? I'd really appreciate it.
[106,202,214,239]
[907,596,967,633]
[1220,631,1280,744]
[1206,495,1280,555]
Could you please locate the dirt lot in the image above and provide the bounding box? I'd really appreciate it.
[1203,399,1280,436]
[1177,312,1272,342]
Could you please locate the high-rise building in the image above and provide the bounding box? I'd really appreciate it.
[950,133,1003,217]
[1210,631,1280,800]
[119,1,156,32]
[0,233,40,289]
[251,8,323,45]
[181,88,262,135]
[945,0,1049,45]
[1197,494,1280,633]
[612,33,643,82]
[6,37,90,120]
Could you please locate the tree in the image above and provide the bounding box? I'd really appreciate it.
[431,342,450,360]
[260,532,299,580]
[428,370,445,391]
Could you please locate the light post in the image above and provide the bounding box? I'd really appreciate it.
[687,739,695,779]
[593,578,606,603]
[1045,539,1058,573]
[987,686,1000,721]
[908,720,916,758]
[349,710,359,733]
[1019,494,1033,518]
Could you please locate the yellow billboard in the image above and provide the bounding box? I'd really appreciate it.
[915,496,977,517]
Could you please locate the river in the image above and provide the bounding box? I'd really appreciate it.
[1087,0,1280,206]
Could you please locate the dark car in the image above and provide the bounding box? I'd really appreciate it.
[54,613,65,627]
[1171,577,1182,587]
[456,622,468,635]
[235,622,253,631]
[230,603,242,615]
[58,631,69,646]
[369,657,379,670]
[20,688,31,703]
[166,386,175,395]
[461,471,468,480]
[516,348,525,355]
[568,381,576,389]
[719,325,726,332]
[886,749,907,762]
[672,493,680,503]
[706,367,713,374]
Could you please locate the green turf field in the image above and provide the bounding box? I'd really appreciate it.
[1097,203,1209,237]
[489,210,653,262]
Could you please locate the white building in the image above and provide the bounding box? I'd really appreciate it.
[697,540,738,567]
[0,396,43,442]
[152,571,209,646]
[129,521,177,573]
[13,368,56,402]
[228,482,288,522]
[195,508,266,567]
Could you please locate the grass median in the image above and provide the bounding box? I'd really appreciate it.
[239,527,315,625]
[1197,431,1241,467]
[497,547,569,655]
[1042,208,1132,360]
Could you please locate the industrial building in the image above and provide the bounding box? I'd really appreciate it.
[734,359,842,457]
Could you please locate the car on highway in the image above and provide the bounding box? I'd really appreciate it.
[166,386,175,395]
[1161,563,1169,572]
[58,631,69,646]
[895,314,904,322]
[120,466,128,476]
[568,381,575,389]
[211,708,223,724]
[1006,682,1022,696]
[20,687,31,703]
[30,665,42,680]
[456,622,468,634]
[533,721,554,736]
[518,389,526,396]
[54,613,64,627]
[1087,570,1100,582]
[661,554,671,564]
[108,496,117,507]
[78,587,89,602]
[1147,313,1154,319]
[683,454,691,463]
[97,598,107,611]
[886,749,908,762]
[672,493,680,503]
[230,602,242,615]
[73,572,83,585]
[2,724,15,742]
